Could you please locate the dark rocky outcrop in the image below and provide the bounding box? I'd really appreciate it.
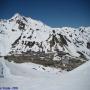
[4,51,85,71]
[16,20,25,30]
[58,34,68,46]
[12,35,22,48]
[87,42,90,49]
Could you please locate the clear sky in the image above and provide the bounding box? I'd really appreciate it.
[0,0,90,27]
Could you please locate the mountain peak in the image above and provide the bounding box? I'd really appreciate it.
[14,13,21,16]
[11,13,22,20]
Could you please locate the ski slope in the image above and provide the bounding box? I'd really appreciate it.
[0,57,90,90]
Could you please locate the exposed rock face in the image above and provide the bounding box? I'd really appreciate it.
[87,42,90,49]
[4,54,85,71]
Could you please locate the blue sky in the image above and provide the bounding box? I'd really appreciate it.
[0,0,90,27]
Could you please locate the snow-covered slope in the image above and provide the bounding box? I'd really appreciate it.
[0,13,90,60]
[0,57,90,90]
[57,60,90,90]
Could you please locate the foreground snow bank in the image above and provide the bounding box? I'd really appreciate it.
[0,57,90,90]
[57,60,90,90]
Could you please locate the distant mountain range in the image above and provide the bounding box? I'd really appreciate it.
[0,13,90,61]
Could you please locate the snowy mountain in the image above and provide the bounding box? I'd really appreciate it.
[0,13,90,60]
[0,13,90,90]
